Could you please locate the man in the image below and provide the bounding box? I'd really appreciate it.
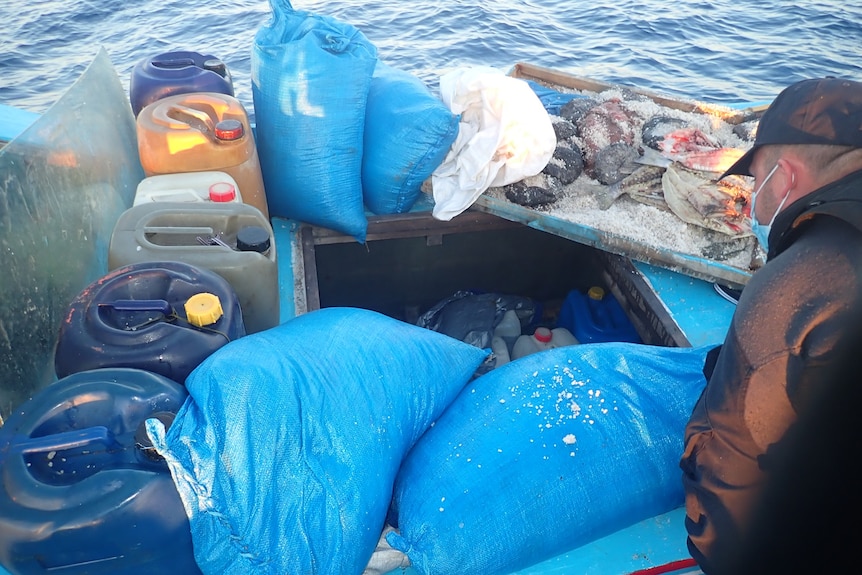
[679,77,862,574]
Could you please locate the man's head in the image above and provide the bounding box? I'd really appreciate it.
[722,78,862,247]
[721,77,862,179]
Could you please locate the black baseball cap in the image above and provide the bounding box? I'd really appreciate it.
[720,77,862,179]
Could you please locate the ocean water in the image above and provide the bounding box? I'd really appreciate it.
[2,0,861,122]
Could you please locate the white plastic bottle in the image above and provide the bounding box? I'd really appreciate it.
[493,309,522,350]
[134,171,242,206]
[511,327,579,360]
[491,336,511,368]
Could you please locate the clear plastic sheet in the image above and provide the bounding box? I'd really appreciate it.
[0,48,142,421]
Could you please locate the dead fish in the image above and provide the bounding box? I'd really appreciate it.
[576,99,638,171]
[659,127,720,156]
[592,142,640,185]
[559,97,599,124]
[662,163,752,237]
[701,233,756,261]
[543,145,584,185]
[674,147,746,173]
[593,164,667,210]
[553,120,578,141]
[733,120,758,142]
[617,87,653,104]
[642,115,688,150]
[504,181,558,207]
[658,127,746,173]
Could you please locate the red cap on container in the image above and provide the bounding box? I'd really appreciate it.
[208,181,237,202]
[214,119,244,141]
[533,327,552,343]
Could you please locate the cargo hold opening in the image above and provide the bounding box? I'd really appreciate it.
[300,210,688,348]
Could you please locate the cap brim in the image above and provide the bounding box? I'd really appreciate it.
[719,146,756,180]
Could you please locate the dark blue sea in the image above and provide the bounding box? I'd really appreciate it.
[2,0,862,121]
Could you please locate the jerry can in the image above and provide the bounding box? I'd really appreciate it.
[129,49,234,116]
[558,286,641,344]
[108,202,278,334]
[54,261,245,384]
[134,171,242,206]
[136,92,269,219]
[0,368,201,575]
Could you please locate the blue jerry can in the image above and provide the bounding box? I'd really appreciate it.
[54,261,245,385]
[129,50,234,117]
[558,286,642,344]
[0,368,200,575]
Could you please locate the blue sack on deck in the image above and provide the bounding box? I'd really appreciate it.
[252,0,377,242]
[148,307,488,575]
[362,62,459,215]
[387,342,713,575]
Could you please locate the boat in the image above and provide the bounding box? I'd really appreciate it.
[0,49,768,575]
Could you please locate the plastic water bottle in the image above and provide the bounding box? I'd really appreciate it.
[491,336,511,368]
[511,326,579,360]
[493,309,522,350]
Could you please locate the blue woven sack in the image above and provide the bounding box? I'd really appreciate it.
[252,0,377,241]
[362,62,459,215]
[387,342,713,575]
[148,307,488,575]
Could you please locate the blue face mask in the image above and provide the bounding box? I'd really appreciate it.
[750,164,790,251]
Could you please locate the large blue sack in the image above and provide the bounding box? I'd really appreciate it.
[387,342,713,575]
[148,307,489,575]
[362,62,459,215]
[252,0,377,241]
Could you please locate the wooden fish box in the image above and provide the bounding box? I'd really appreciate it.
[469,63,768,288]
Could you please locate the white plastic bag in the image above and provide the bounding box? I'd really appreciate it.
[431,67,556,220]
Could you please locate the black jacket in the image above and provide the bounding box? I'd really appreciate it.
[679,168,862,574]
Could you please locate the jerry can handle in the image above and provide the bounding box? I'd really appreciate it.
[143,225,215,235]
[102,299,173,315]
[151,57,196,69]
[10,426,111,455]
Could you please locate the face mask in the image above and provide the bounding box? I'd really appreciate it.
[750,164,790,251]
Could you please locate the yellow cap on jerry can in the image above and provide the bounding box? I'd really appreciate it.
[184,293,224,327]
[587,286,605,301]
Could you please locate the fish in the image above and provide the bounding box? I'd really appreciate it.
[662,162,752,237]
[733,119,758,142]
[552,119,578,141]
[592,164,667,211]
[659,127,720,155]
[575,99,639,172]
[700,233,756,262]
[558,97,599,124]
[592,142,640,185]
[656,127,747,174]
[671,147,746,173]
[641,115,689,150]
[504,181,558,207]
[542,144,584,185]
